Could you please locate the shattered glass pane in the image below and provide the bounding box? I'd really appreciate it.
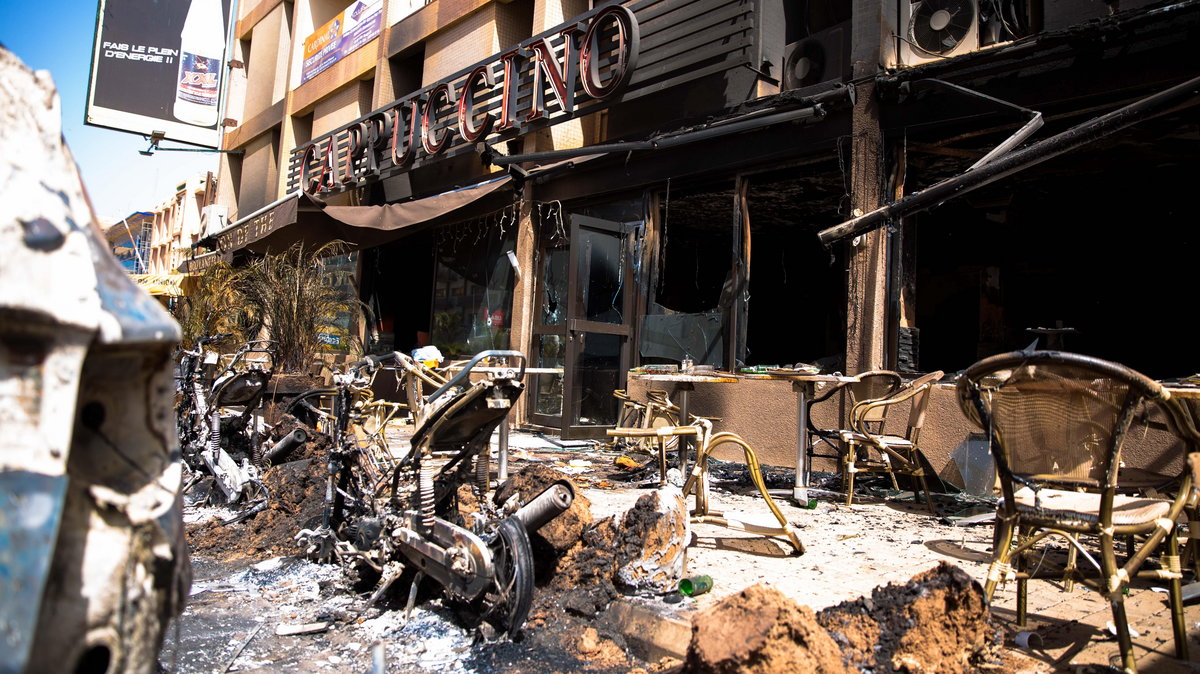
[432,218,516,358]
[534,334,565,416]
[579,228,624,325]
[540,246,568,327]
[572,332,620,426]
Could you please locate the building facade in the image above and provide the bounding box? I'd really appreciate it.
[204,0,1200,482]
[136,171,220,275]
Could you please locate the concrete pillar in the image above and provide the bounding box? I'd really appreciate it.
[509,194,537,424]
[844,0,889,374]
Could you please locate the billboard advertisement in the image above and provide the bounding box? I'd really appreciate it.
[86,0,234,148]
[301,0,383,84]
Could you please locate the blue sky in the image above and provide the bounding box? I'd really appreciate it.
[0,0,219,224]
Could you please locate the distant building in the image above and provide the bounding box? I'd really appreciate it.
[139,171,218,274]
[103,213,151,273]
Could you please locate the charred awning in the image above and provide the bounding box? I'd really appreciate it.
[818,74,1200,246]
[178,250,224,274]
[210,175,514,256]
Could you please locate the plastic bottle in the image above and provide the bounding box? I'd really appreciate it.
[173,0,226,126]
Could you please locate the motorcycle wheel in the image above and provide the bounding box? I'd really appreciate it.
[483,517,534,636]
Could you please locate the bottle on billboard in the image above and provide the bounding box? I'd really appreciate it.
[174,0,225,126]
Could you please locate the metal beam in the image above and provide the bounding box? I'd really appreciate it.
[818,74,1200,246]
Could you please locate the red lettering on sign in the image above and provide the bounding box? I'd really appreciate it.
[457,65,495,143]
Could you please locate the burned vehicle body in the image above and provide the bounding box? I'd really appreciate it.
[299,350,573,634]
[176,336,305,508]
[0,47,188,673]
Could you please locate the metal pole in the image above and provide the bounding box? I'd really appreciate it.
[818,74,1200,246]
[120,215,147,273]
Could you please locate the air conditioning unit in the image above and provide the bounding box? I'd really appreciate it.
[200,204,228,239]
[783,22,850,92]
[899,0,981,66]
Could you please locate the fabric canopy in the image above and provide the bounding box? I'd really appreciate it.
[214,175,514,256]
[131,273,186,297]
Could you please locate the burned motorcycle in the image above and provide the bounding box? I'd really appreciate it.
[296,349,574,635]
[176,335,307,509]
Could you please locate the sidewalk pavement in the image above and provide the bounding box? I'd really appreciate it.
[499,429,1200,673]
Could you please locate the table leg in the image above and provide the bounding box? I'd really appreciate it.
[677,383,693,479]
[793,381,812,503]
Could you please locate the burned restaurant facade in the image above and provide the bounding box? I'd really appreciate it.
[205,0,1199,477]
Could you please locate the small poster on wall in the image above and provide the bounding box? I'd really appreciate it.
[301,0,384,84]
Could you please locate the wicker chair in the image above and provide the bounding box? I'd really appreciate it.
[837,370,944,512]
[957,350,1200,674]
[807,370,904,468]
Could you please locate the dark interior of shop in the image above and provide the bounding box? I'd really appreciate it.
[652,183,736,368]
[359,231,434,357]
[650,163,850,370]
[909,111,1198,379]
[746,163,849,368]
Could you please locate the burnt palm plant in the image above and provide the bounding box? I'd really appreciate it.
[175,261,254,348]
[238,241,356,373]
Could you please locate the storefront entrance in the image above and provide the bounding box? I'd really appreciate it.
[530,212,637,438]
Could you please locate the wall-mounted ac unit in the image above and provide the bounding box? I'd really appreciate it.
[783,21,850,92]
[899,0,981,66]
[200,204,228,239]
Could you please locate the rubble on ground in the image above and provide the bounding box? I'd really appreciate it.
[818,562,1000,673]
[685,584,852,673]
[186,419,329,561]
[683,563,1004,674]
[179,446,1038,674]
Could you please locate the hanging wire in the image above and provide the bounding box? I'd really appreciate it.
[659,178,671,297]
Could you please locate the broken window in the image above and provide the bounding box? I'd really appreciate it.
[744,163,847,368]
[647,183,735,368]
[910,119,1197,379]
[430,209,518,359]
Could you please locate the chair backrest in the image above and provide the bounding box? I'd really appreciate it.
[850,370,904,425]
[956,350,1165,491]
[849,370,944,441]
[903,370,944,444]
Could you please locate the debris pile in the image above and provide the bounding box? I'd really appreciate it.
[685,584,850,673]
[818,562,1000,673]
[682,563,1002,674]
[186,421,329,561]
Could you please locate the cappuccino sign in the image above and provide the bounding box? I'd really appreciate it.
[296,3,639,196]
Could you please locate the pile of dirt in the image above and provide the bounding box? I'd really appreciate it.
[186,455,328,561]
[468,466,686,672]
[493,463,594,553]
[685,584,851,673]
[817,562,1001,672]
[681,562,1002,674]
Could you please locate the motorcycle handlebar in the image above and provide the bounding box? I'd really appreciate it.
[198,333,232,346]
[350,351,400,373]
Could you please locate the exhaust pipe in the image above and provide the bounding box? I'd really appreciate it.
[513,480,574,534]
[263,428,309,464]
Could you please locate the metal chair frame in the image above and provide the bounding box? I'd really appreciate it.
[839,370,944,512]
[957,350,1200,674]
[608,419,804,555]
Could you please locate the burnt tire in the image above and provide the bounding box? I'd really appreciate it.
[284,388,337,429]
[484,516,534,636]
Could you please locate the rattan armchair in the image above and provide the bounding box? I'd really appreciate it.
[807,370,903,465]
[957,350,1200,674]
[837,370,944,512]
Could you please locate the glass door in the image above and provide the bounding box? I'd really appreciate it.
[530,214,634,438]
